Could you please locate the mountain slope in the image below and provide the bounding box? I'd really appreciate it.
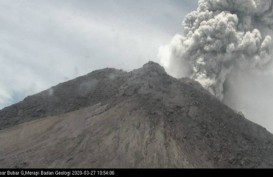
[0,68,127,130]
[1,62,273,168]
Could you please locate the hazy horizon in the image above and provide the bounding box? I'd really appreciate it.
[0,0,197,109]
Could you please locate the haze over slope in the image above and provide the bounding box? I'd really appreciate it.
[1,62,273,168]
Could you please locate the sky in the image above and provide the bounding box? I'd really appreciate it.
[0,0,197,109]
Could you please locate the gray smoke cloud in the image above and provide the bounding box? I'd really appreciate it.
[159,0,273,100]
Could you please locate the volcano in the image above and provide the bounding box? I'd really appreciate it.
[1,61,273,168]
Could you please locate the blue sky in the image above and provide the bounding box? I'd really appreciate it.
[0,0,197,109]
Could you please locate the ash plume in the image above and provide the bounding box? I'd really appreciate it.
[160,0,273,100]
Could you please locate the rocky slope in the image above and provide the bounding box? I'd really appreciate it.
[1,61,273,168]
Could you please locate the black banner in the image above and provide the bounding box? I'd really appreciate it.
[0,169,270,177]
